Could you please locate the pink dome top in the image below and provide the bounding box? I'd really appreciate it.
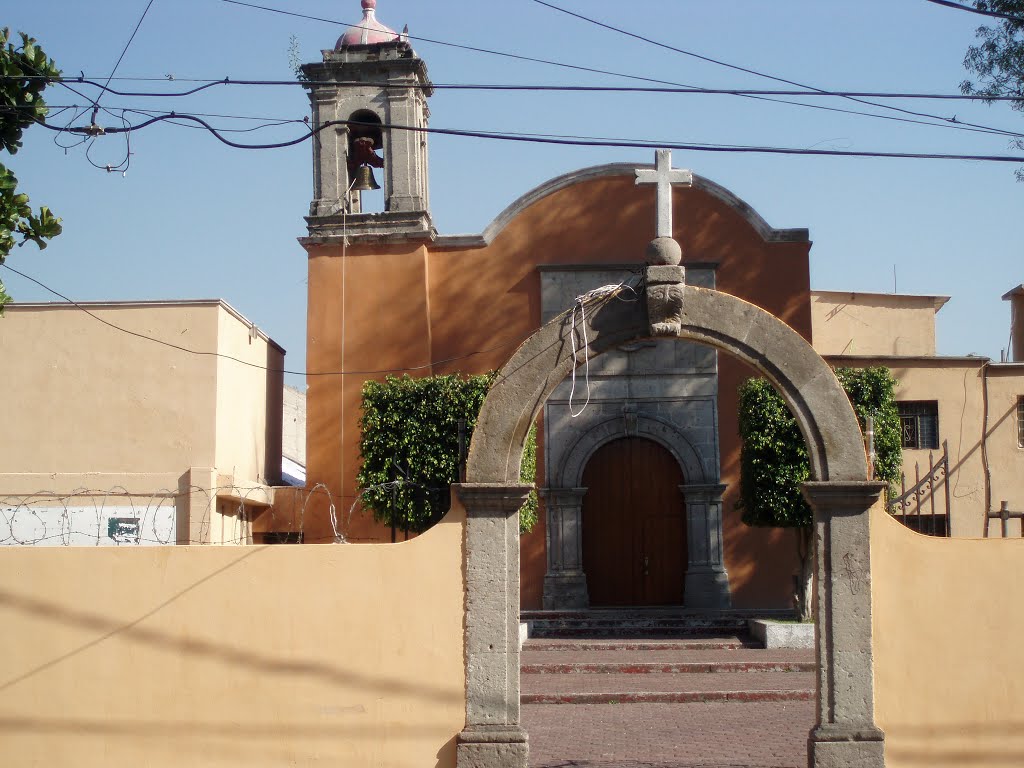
[336,0,400,48]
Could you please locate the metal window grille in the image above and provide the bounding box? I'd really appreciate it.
[897,401,939,450]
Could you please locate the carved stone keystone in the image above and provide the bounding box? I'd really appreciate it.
[645,264,686,337]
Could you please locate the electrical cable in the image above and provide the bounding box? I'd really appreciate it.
[23,109,1024,163]
[216,0,1021,138]
[96,0,158,107]
[12,76,1024,101]
[923,0,1024,21]
[530,0,1024,138]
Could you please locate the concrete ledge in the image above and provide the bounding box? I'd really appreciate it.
[749,619,814,649]
[519,621,531,650]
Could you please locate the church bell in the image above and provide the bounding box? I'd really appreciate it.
[352,165,381,192]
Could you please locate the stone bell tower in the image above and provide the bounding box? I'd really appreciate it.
[301,0,433,241]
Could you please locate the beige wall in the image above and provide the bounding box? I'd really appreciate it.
[0,301,284,545]
[872,503,1024,766]
[985,366,1024,526]
[811,291,946,357]
[0,302,220,481]
[214,305,285,487]
[827,356,1024,537]
[0,504,466,767]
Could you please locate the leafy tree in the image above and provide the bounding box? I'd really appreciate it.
[959,1,1024,179]
[357,372,538,535]
[737,367,901,620]
[1,28,62,310]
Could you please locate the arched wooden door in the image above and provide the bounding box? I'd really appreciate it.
[581,437,687,606]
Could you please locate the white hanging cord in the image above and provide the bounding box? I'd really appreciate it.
[567,281,640,418]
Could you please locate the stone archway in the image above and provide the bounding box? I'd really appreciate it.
[454,266,886,768]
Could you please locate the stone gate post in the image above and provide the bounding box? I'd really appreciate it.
[803,481,887,768]
[454,483,533,768]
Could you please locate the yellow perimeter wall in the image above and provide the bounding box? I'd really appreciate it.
[873,504,1024,767]
[0,506,467,767]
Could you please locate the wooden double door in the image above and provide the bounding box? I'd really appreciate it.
[581,437,687,606]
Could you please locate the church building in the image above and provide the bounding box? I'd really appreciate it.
[272,1,1024,612]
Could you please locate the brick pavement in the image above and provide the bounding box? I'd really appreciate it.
[522,700,815,768]
[520,636,815,767]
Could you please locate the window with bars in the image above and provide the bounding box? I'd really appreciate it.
[897,401,939,450]
[1018,397,1024,449]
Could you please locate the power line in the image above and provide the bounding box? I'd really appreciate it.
[923,0,1024,21]
[97,0,158,106]
[0,263,531,377]
[11,75,1024,101]
[530,0,1024,139]
[26,108,1024,162]
[216,0,1020,138]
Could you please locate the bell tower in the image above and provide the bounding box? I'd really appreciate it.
[301,0,434,242]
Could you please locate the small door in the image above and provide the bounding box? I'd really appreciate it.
[581,437,687,606]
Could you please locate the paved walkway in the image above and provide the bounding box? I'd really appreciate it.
[523,700,815,768]
[521,637,815,768]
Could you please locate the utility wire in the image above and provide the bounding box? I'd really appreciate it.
[11,76,1024,101]
[0,263,530,377]
[923,0,1024,21]
[97,0,158,106]
[530,0,1023,138]
[25,109,1024,162]
[217,0,1021,138]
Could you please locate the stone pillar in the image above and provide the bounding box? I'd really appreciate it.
[454,483,533,768]
[803,481,886,768]
[541,487,589,609]
[681,483,731,610]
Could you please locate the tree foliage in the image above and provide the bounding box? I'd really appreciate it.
[1,28,62,309]
[357,372,538,535]
[737,366,902,530]
[959,1,1024,179]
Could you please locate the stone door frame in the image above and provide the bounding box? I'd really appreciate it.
[543,415,730,610]
[454,276,886,768]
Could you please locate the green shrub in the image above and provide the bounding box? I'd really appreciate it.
[357,372,538,534]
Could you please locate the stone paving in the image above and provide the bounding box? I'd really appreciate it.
[521,637,815,768]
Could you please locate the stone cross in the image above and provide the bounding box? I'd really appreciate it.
[635,149,693,239]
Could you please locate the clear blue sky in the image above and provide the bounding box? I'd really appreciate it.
[5,0,1022,387]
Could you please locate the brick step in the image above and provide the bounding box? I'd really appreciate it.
[529,626,753,639]
[524,637,757,651]
[522,670,813,696]
[522,646,814,665]
[522,660,815,674]
[521,690,814,705]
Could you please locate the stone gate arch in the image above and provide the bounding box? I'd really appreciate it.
[454,272,887,768]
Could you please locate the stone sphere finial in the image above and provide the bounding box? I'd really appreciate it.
[362,0,376,9]
[645,236,682,266]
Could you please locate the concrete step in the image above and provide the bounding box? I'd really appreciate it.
[521,609,788,641]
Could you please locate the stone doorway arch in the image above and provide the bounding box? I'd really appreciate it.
[544,414,730,610]
[454,266,886,768]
